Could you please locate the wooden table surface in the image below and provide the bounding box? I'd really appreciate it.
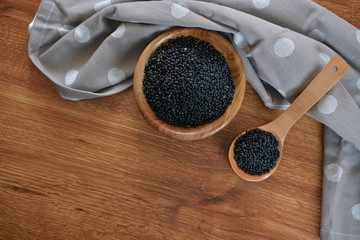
[0,1,359,239]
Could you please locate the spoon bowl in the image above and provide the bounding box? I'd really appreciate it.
[228,126,284,182]
[229,56,351,182]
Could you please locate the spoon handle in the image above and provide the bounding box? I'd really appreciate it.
[265,56,351,141]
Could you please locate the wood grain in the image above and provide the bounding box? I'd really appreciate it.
[133,27,246,141]
[0,1,359,240]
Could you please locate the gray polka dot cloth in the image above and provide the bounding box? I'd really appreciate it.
[28,0,360,238]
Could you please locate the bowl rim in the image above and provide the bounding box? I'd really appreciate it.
[133,27,246,141]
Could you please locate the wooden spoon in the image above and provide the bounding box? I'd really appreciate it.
[228,56,351,182]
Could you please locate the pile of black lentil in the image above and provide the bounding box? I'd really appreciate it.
[233,129,280,175]
[143,36,235,128]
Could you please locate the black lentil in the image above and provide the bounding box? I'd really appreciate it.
[143,36,235,128]
[233,129,280,175]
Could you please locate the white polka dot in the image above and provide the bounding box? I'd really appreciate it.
[356,30,360,43]
[274,38,295,57]
[317,95,338,114]
[234,32,248,48]
[108,68,126,85]
[111,24,126,38]
[357,77,360,90]
[252,0,270,9]
[65,70,79,86]
[308,29,325,42]
[94,0,111,12]
[74,25,91,43]
[171,2,189,19]
[320,52,331,64]
[324,164,343,182]
[352,204,360,221]
[58,25,73,37]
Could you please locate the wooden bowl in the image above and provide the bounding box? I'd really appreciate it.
[133,27,246,141]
